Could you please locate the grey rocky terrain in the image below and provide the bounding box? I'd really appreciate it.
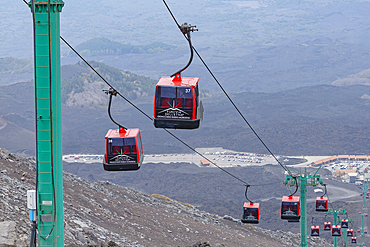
[0,148,332,246]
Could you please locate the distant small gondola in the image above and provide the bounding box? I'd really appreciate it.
[324,222,331,231]
[281,196,300,221]
[315,196,328,212]
[341,219,349,228]
[347,229,354,236]
[351,237,357,243]
[242,202,260,224]
[332,225,341,236]
[311,226,320,236]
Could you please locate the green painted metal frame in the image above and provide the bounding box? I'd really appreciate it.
[362,178,369,209]
[326,208,345,247]
[359,213,367,237]
[29,0,64,246]
[284,167,322,247]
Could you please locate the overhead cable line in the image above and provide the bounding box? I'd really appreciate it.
[22,0,286,188]
[162,0,289,174]
[60,36,251,186]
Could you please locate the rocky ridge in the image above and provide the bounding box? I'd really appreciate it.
[0,148,332,246]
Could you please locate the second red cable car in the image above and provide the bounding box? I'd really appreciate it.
[103,88,144,171]
[241,202,260,224]
[281,196,300,221]
[347,229,354,236]
[315,196,328,212]
[332,225,341,236]
[324,222,331,231]
[103,127,144,171]
[341,219,349,228]
[311,226,320,236]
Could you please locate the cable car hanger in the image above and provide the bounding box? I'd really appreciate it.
[289,176,299,197]
[321,184,327,197]
[170,23,198,78]
[103,88,127,130]
[245,185,253,203]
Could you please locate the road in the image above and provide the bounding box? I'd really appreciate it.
[0,118,7,131]
[62,148,329,169]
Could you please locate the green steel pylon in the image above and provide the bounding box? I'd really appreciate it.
[362,178,369,209]
[326,209,345,247]
[284,167,322,247]
[341,218,352,247]
[359,212,367,237]
[28,0,64,246]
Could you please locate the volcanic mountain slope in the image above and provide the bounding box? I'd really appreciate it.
[0,148,332,246]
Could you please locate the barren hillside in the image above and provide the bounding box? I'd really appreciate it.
[0,148,332,246]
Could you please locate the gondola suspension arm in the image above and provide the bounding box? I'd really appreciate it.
[103,88,127,130]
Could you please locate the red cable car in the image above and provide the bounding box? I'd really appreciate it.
[347,229,354,236]
[281,196,300,221]
[351,237,357,243]
[324,222,331,231]
[102,88,144,171]
[153,22,203,130]
[332,225,341,236]
[341,219,349,228]
[104,127,144,171]
[153,75,203,129]
[241,202,260,224]
[365,229,368,234]
[315,196,328,212]
[311,226,320,236]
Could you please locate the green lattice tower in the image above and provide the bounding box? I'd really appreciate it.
[359,213,367,237]
[28,0,64,246]
[342,218,352,247]
[284,167,322,247]
[362,178,369,209]
[326,209,345,247]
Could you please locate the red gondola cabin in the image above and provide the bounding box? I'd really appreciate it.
[103,127,144,171]
[311,226,320,236]
[241,202,260,224]
[347,229,354,236]
[324,222,331,231]
[315,196,328,212]
[341,219,349,228]
[281,196,300,221]
[351,237,357,243]
[332,225,341,236]
[153,75,203,129]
